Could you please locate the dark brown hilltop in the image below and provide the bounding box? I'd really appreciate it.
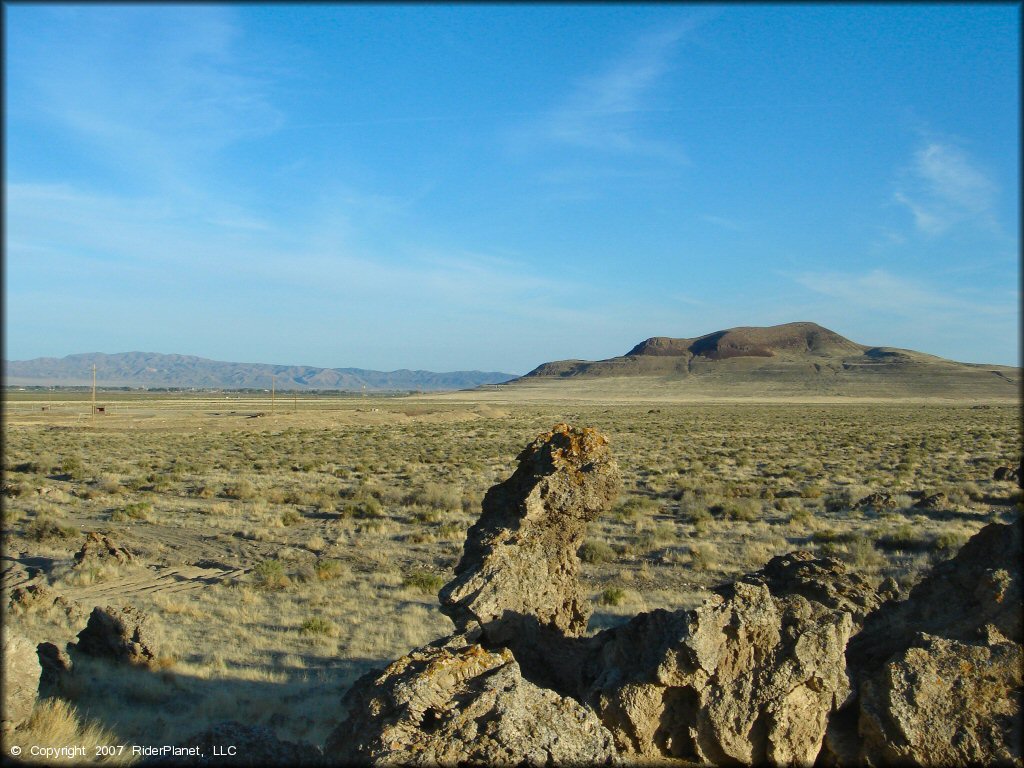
[515,321,1020,399]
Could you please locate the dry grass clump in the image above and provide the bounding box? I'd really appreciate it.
[7,698,135,765]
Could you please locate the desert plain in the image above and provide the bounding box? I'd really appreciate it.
[2,384,1021,762]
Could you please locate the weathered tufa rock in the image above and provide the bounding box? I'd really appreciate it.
[327,636,616,767]
[580,552,884,766]
[858,629,1022,767]
[8,581,82,621]
[913,491,949,510]
[853,492,899,510]
[74,532,134,567]
[73,605,159,664]
[826,518,1024,767]
[849,518,1022,671]
[993,461,1021,484]
[37,642,74,698]
[439,423,621,641]
[2,631,41,732]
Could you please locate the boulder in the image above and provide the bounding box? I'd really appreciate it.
[826,518,1024,767]
[858,629,1022,767]
[439,423,621,642]
[853,492,899,510]
[9,581,82,621]
[579,552,883,766]
[37,642,74,698]
[913,491,949,510]
[993,462,1021,484]
[327,636,616,767]
[73,605,159,665]
[2,631,40,732]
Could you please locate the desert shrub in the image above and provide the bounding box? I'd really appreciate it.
[801,484,826,500]
[842,538,887,569]
[27,514,78,542]
[688,543,717,570]
[613,496,659,521]
[95,474,125,495]
[341,495,384,519]
[411,482,462,511]
[280,509,303,526]
[579,540,615,564]
[600,587,626,606]
[932,531,967,553]
[300,617,337,636]
[314,559,344,580]
[876,524,931,552]
[812,528,858,544]
[253,559,289,589]
[413,508,443,524]
[6,697,131,765]
[403,571,444,594]
[15,453,59,474]
[721,498,762,521]
[111,501,152,522]
[223,479,257,501]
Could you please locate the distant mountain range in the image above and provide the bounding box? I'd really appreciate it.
[3,352,516,392]
[512,322,1020,399]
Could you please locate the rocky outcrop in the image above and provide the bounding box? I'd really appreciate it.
[74,532,134,567]
[993,461,1021,484]
[439,423,621,641]
[37,642,74,698]
[578,552,883,765]
[2,631,40,732]
[858,629,1022,766]
[327,635,615,766]
[72,605,159,665]
[824,517,1023,767]
[331,424,1023,767]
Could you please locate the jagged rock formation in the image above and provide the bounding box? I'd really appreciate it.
[858,631,1022,767]
[330,425,1023,766]
[439,422,621,641]
[72,605,159,665]
[825,516,1024,766]
[328,635,615,766]
[575,552,883,765]
[74,532,135,568]
[2,631,40,732]
[37,642,74,698]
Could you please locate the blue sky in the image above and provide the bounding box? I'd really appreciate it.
[5,4,1019,373]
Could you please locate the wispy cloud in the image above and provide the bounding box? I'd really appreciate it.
[893,139,998,236]
[790,267,1018,364]
[520,16,710,165]
[12,6,282,196]
[794,268,1010,317]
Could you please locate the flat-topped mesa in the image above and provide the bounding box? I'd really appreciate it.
[439,423,621,640]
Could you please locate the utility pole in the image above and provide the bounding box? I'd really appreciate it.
[91,364,97,417]
[271,374,276,416]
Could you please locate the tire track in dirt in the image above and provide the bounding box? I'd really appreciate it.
[65,564,249,604]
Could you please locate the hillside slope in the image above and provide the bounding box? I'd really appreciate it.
[515,322,1019,399]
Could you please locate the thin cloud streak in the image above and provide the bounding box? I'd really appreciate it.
[893,140,999,236]
[520,17,709,164]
